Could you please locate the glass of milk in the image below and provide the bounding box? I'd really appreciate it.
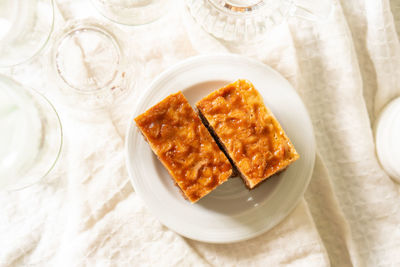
[0,0,54,67]
[0,74,62,190]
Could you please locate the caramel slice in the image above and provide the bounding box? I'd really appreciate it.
[196,79,299,189]
[135,92,232,202]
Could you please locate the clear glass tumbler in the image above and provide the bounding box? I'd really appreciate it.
[0,74,62,190]
[0,0,54,67]
[91,0,170,25]
[186,0,333,43]
[51,19,138,109]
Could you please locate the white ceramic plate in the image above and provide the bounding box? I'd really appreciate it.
[126,54,315,243]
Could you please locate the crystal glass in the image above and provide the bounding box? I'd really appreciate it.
[0,0,54,67]
[91,0,170,25]
[0,74,62,190]
[186,0,333,43]
[51,19,138,109]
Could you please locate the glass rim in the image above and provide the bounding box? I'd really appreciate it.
[51,19,127,96]
[0,0,55,68]
[90,0,168,26]
[49,18,141,111]
[0,75,63,191]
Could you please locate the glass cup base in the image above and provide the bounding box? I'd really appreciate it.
[91,0,169,25]
[51,19,138,109]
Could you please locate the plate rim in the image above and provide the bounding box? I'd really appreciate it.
[125,54,316,243]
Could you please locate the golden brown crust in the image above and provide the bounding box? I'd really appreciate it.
[135,92,232,202]
[196,80,299,189]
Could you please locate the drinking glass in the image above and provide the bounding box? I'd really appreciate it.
[51,19,138,109]
[0,0,54,67]
[91,0,170,25]
[186,0,333,43]
[0,74,62,190]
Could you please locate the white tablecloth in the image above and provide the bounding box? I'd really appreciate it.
[1,0,400,266]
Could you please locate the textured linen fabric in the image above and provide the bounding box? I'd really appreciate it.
[0,0,400,266]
